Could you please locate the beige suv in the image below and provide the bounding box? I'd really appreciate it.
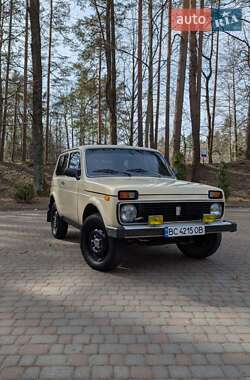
[47,145,237,271]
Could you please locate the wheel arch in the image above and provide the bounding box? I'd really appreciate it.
[82,203,102,224]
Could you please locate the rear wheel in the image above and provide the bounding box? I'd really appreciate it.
[177,233,222,259]
[51,204,68,239]
[81,214,122,272]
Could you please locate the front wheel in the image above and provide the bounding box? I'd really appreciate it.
[80,214,122,272]
[177,233,222,259]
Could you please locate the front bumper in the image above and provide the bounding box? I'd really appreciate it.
[106,220,237,239]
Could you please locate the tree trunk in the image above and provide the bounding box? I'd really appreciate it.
[155,1,164,150]
[110,0,117,144]
[0,0,4,149]
[93,0,117,144]
[11,88,19,162]
[228,83,233,161]
[45,0,53,163]
[29,0,44,193]
[164,0,172,159]
[232,63,238,160]
[79,100,85,145]
[129,14,136,147]
[70,104,74,148]
[64,111,70,149]
[196,0,204,145]
[98,47,102,144]
[172,0,189,157]
[210,26,220,164]
[246,94,250,160]
[137,0,143,146]
[189,0,202,181]
[22,0,29,162]
[0,0,13,161]
[145,0,154,148]
[105,0,117,144]
[204,32,214,164]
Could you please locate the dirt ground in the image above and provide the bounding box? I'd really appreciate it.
[1,160,250,210]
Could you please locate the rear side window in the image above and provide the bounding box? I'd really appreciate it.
[69,151,81,172]
[56,154,68,176]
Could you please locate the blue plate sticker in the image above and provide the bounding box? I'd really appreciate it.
[164,227,169,238]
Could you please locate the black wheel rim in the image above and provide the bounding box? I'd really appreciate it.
[52,209,58,235]
[87,228,108,263]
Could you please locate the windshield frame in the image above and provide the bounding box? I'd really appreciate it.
[84,148,175,179]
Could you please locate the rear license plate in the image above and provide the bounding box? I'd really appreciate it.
[164,224,205,238]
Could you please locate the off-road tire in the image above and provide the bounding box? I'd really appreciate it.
[80,214,122,272]
[51,204,68,239]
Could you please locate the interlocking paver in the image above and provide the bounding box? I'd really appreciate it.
[0,367,24,379]
[0,209,249,379]
[23,367,40,379]
[40,366,74,379]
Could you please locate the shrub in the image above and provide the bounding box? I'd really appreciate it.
[14,182,35,203]
[172,152,186,180]
[217,162,230,200]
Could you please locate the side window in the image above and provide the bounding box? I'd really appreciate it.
[56,154,68,176]
[69,152,81,173]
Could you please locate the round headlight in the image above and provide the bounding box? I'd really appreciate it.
[120,204,137,223]
[210,203,223,218]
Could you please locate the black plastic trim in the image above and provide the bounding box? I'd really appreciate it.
[106,221,237,239]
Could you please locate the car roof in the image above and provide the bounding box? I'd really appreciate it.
[61,145,159,154]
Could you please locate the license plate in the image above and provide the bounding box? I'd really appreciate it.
[164,224,205,238]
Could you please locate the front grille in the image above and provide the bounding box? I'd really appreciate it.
[134,202,224,223]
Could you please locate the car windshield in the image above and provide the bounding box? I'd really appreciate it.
[85,148,173,178]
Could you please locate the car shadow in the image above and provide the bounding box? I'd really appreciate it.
[63,230,248,309]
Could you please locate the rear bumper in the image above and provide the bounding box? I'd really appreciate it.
[106,220,237,239]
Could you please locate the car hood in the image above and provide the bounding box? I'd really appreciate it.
[84,176,222,197]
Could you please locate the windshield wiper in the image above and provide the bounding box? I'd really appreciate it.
[92,169,131,176]
[126,168,163,177]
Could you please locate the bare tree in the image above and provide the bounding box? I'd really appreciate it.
[232,61,238,159]
[11,86,19,162]
[0,0,4,149]
[155,0,164,150]
[22,0,29,162]
[29,0,44,193]
[189,0,202,181]
[45,0,53,163]
[0,0,13,161]
[247,93,250,160]
[172,0,189,157]
[98,47,102,144]
[164,0,172,159]
[137,0,143,146]
[210,29,220,163]
[129,14,136,146]
[105,0,117,144]
[145,0,154,148]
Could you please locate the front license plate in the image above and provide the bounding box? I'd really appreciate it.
[164,224,205,238]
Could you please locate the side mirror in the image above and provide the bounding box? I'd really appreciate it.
[64,168,81,180]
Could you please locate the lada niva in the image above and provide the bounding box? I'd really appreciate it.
[47,146,237,271]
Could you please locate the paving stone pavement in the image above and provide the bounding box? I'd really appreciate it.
[0,208,249,380]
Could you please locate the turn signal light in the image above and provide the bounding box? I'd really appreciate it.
[208,190,223,199]
[118,191,138,200]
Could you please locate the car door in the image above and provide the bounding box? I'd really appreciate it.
[53,153,69,216]
[62,151,81,222]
